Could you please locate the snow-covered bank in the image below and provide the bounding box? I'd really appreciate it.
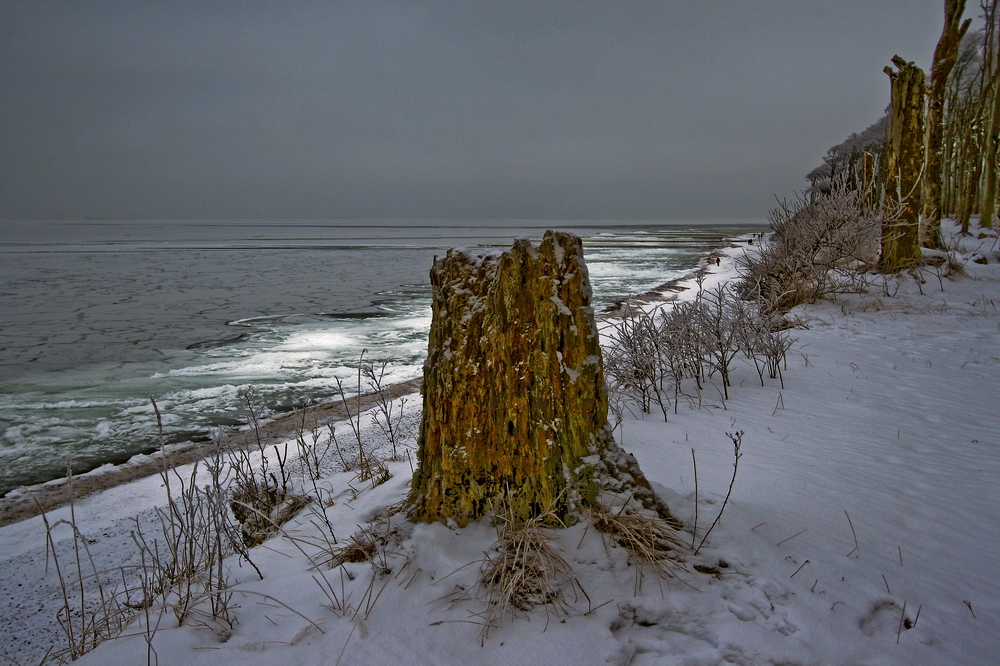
[3,222,999,665]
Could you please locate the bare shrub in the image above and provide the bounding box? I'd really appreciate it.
[38,399,268,662]
[694,284,745,400]
[737,180,887,312]
[604,301,712,421]
[603,285,794,417]
[738,311,794,388]
[229,387,308,547]
[603,305,665,417]
[331,351,393,489]
[292,398,334,485]
[136,399,255,634]
[362,358,409,461]
[30,473,135,664]
[656,299,711,409]
[326,420,352,472]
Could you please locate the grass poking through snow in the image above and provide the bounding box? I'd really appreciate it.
[585,495,688,586]
[475,499,585,643]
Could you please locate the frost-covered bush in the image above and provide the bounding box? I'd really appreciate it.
[736,183,884,312]
[604,284,793,419]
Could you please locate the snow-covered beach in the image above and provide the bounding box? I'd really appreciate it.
[2,220,999,666]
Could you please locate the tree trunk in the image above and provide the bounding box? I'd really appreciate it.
[860,150,879,210]
[408,231,658,526]
[949,81,980,230]
[882,56,926,272]
[979,2,1000,228]
[959,152,982,233]
[983,73,1000,228]
[925,0,971,246]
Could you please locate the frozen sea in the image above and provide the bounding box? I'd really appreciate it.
[0,219,762,495]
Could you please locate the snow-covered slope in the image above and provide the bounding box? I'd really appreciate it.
[3,220,998,666]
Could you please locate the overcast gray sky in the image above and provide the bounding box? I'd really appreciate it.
[0,1,966,221]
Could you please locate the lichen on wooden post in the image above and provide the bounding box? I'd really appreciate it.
[408,230,655,527]
[881,55,926,272]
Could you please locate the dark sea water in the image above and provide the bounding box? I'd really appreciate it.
[0,219,763,494]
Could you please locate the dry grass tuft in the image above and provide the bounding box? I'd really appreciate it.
[355,450,391,488]
[585,497,687,580]
[327,530,379,567]
[322,517,404,573]
[475,500,583,642]
[231,489,312,547]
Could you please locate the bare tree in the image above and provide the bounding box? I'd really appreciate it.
[980,1,1000,228]
[925,0,972,245]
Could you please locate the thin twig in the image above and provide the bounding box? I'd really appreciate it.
[844,510,859,556]
[694,431,743,555]
[776,529,808,546]
[690,448,699,549]
[789,560,810,579]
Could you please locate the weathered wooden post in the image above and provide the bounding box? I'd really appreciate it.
[408,230,656,526]
[882,55,926,272]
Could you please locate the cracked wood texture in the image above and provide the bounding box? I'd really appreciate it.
[408,231,628,526]
[882,55,926,272]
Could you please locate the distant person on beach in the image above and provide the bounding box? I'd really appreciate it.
[716,257,721,266]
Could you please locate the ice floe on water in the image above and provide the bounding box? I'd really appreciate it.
[0,221,757,494]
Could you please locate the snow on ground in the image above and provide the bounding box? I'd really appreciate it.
[2,221,999,665]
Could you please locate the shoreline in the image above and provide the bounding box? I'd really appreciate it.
[0,234,756,527]
[598,242,746,318]
[0,377,422,528]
